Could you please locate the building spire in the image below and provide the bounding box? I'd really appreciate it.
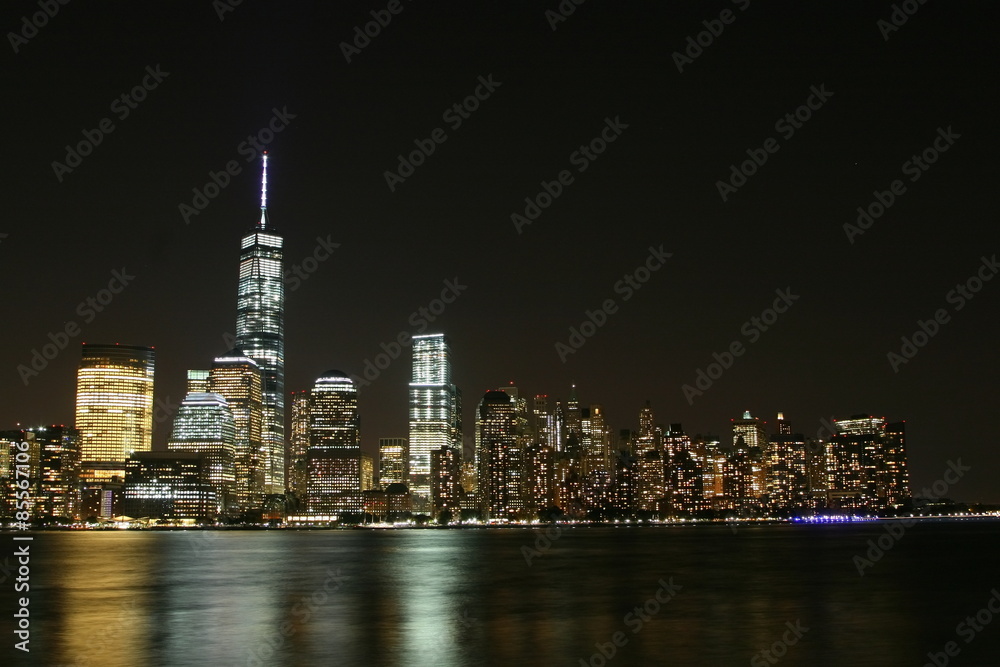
[258,151,269,229]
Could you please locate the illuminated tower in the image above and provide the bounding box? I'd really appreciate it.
[235,152,285,497]
[209,350,263,512]
[408,333,462,505]
[881,422,910,507]
[75,343,155,483]
[307,371,367,515]
[167,391,236,514]
[477,390,518,520]
[378,437,408,488]
[287,390,311,504]
[730,410,768,512]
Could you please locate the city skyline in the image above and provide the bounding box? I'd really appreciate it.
[2,2,998,507]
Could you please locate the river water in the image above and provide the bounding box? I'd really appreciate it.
[3,520,999,666]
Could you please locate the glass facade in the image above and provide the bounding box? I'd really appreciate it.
[235,154,285,497]
[75,343,155,482]
[378,437,408,488]
[408,334,462,502]
[167,391,236,515]
[209,351,263,511]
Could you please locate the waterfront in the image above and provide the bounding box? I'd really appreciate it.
[4,520,999,666]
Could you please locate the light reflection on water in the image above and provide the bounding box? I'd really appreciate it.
[8,521,1000,667]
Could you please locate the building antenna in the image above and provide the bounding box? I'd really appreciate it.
[259,151,269,229]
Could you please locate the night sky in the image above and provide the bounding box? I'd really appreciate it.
[3,2,998,502]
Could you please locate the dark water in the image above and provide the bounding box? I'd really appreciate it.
[3,520,1000,666]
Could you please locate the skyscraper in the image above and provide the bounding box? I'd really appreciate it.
[477,389,518,520]
[167,391,236,515]
[378,437,408,488]
[430,445,461,518]
[75,343,155,484]
[208,350,263,512]
[765,414,808,511]
[408,333,462,505]
[307,371,365,514]
[829,415,885,509]
[235,152,285,497]
[287,390,311,504]
[881,422,910,507]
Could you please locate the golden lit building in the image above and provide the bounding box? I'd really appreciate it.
[76,343,155,484]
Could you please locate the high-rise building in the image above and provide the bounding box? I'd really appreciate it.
[307,371,366,514]
[829,415,885,509]
[730,410,768,512]
[186,370,210,393]
[766,414,808,511]
[209,350,264,512]
[75,343,155,484]
[477,390,519,520]
[2,429,43,520]
[235,152,285,498]
[167,391,236,515]
[665,424,706,516]
[828,415,908,510]
[525,441,555,515]
[881,422,910,507]
[3,426,83,521]
[533,394,550,447]
[564,384,581,437]
[287,390,311,503]
[408,334,462,505]
[378,437,408,488]
[430,446,461,517]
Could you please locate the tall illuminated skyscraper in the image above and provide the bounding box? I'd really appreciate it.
[308,371,368,514]
[477,389,518,520]
[167,391,236,514]
[287,390,311,504]
[208,350,263,512]
[75,343,155,483]
[235,152,285,497]
[408,333,462,504]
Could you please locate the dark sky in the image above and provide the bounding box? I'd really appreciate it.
[3,2,998,502]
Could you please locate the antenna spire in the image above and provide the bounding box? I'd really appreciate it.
[258,151,269,229]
